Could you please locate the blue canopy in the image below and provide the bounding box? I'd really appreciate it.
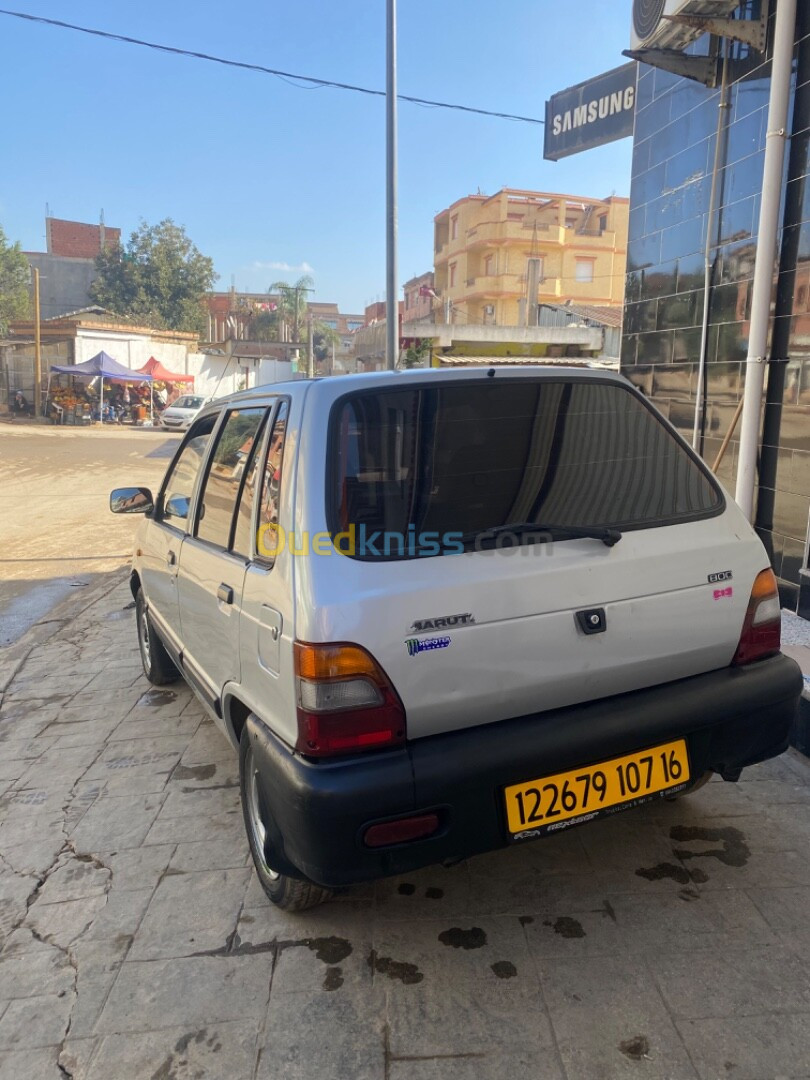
[50,351,153,381]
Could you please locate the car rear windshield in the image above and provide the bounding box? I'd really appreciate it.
[328,379,723,559]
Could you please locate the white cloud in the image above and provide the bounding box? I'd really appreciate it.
[249,260,314,274]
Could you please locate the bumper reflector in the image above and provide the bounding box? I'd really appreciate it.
[364,813,440,849]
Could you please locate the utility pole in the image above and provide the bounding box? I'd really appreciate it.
[385,0,398,370]
[33,268,42,417]
[307,314,315,379]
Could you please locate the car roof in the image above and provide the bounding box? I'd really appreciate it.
[199,366,630,415]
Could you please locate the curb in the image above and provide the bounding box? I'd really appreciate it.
[0,568,130,697]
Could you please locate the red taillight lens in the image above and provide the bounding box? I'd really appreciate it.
[732,568,781,666]
[364,813,440,848]
[293,641,406,757]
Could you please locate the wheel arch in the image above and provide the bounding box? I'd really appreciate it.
[223,692,251,750]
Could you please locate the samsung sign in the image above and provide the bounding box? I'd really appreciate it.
[544,63,636,161]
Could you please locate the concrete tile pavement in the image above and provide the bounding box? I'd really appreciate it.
[0,574,810,1078]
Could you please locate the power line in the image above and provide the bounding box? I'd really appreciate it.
[0,9,544,126]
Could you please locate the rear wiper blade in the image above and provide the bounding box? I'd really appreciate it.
[458,522,622,548]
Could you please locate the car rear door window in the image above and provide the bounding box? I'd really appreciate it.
[255,400,289,566]
[231,406,277,559]
[329,379,722,558]
[161,413,219,525]
[196,408,266,549]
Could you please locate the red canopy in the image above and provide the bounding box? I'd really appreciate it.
[137,357,195,384]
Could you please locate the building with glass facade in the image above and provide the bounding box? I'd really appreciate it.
[622,1,810,611]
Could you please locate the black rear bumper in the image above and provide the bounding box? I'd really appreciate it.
[247,653,802,887]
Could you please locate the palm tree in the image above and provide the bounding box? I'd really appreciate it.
[267,274,314,344]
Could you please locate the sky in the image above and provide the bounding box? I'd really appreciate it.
[0,1,634,314]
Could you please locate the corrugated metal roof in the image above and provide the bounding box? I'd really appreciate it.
[537,303,623,329]
[565,304,623,328]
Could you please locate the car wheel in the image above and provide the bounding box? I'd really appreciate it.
[666,770,713,800]
[135,587,179,685]
[239,724,333,911]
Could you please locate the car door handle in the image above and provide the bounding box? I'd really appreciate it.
[167,550,177,566]
[217,583,234,605]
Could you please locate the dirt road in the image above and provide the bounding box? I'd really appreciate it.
[0,424,180,644]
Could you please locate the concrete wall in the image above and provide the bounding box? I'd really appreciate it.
[25,254,98,320]
[183,354,300,400]
[183,354,242,399]
[73,331,191,372]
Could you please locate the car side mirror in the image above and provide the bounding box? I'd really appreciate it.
[110,486,154,515]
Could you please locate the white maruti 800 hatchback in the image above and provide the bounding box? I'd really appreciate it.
[111,367,802,910]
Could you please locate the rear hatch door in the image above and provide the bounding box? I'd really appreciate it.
[303,374,763,739]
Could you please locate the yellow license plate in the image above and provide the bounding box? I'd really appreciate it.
[504,739,690,838]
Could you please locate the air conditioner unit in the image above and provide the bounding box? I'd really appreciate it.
[630,0,741,52]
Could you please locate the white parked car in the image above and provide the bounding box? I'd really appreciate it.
[111,368,802,910]
[160,394,206,431]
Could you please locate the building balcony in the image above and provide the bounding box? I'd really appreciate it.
[461,219,618,249]
[397,319,604,352]
[462,274,562,297]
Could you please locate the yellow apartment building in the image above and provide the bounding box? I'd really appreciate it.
[433,189,629,326]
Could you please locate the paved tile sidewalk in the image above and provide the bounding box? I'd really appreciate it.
[1,575,810,1079]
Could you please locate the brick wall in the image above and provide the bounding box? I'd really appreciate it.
[47,218,120,259]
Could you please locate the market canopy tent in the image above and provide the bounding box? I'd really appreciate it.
[49,350,153,422]
[137,356,195,384]
[49,351,154,381]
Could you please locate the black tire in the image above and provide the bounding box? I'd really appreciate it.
[135,587,179,685]
[666,770,713,801]
[239,723,332,911]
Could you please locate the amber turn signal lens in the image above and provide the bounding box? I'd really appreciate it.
[294,642,382,682]
[750,567,779,602]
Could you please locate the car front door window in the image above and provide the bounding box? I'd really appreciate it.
[196,408,267,549]
[161,414,218,526]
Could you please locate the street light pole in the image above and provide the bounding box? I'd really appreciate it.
[33,267,42,417]
[385,0,398,370]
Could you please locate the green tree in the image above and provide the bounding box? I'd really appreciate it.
[313,323,341,365]
[0,225,31,337]
[250,309,280,341]
[267,274,314,343]
[91,219,217,336]
[401,338,431,369]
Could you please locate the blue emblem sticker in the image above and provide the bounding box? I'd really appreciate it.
[406,636,451,657]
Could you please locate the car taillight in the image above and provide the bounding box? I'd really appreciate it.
[732,568,782,665]
[293,641,406,757]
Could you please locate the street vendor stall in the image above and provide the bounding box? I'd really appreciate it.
[136,357,195,413]
[48,351,153,424]
[136,356,194,386]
